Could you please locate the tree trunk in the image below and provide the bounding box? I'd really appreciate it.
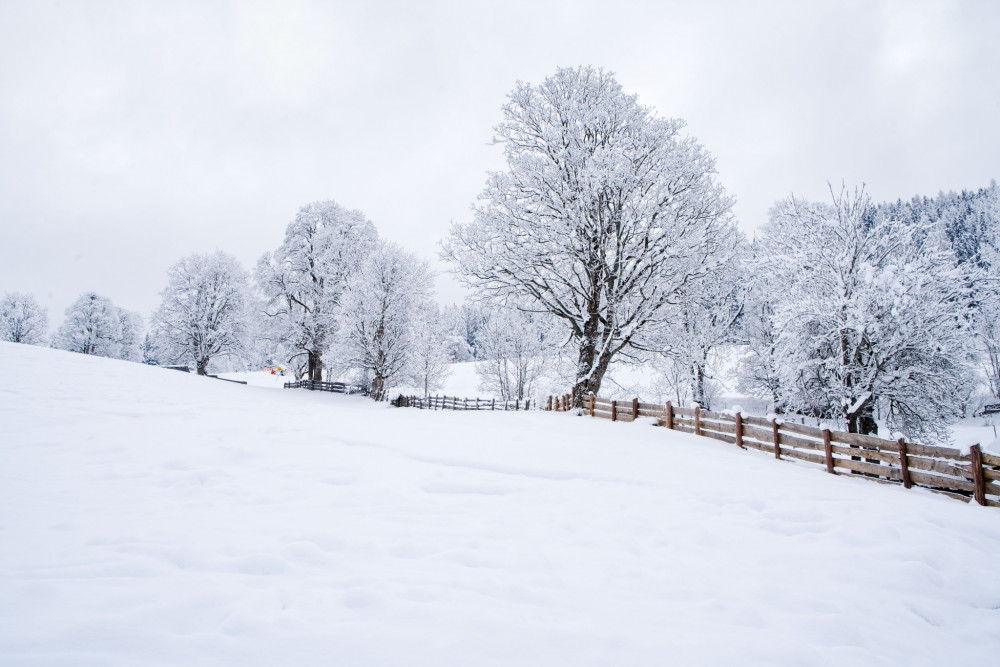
[371,374,385,402]
[572,343,613,407]
[846,400,878,435]
[196,357,209,376]
[692,361,707,409]
[307,350,323,382]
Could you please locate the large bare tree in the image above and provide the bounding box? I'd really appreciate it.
[444,66,734,405]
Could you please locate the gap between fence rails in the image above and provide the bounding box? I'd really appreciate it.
[545,391,999,508]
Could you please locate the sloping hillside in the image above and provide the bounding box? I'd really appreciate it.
[2,342,999,665]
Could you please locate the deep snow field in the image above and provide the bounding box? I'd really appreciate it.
[2,342,1000,666]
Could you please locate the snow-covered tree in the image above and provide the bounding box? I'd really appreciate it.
[150,251,250,375]
[116,308,145,363]
[658,231,747,409]
[971,195,1000,400]
[475,306,552,401]
[760,185,974,441]
[341,241,432,401]
[441,303,486,362]
[735,257,784,410]
[881,182,1000,401]
[1,292,48,345]
[52,292,127,359]
[409,305,452,398]
[257,201,377,381]
[444,66,735,406]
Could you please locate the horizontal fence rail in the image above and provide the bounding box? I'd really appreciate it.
[284,380,366,395]
[394,395,533,411]
[547,392,1000,508]
[206,374,247,385]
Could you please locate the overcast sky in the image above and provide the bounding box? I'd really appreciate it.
[1,0,998,324]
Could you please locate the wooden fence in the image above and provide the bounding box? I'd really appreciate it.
[394,395,533,411]
[547,392,1000,507]
[284,379,366,394]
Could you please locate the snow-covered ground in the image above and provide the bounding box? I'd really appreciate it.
[6,341,998,665]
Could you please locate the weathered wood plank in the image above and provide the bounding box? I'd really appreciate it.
[741,439,772,455]
[778,421,824,437]
[742,415,773,428]
[741,435,772,449]
[829,430,897,450]
[780,448,827,466]
[904,456,971,479]
[831,457,902,480]
[983,467,1000,482]
[777,432,825,452]
[700,430,734,444]
[982,451,1000,467]
[829,445,900,466]
[923,487,972,502]
[903,442,964,459]
[701,420,737,435]
[908,470,976,493]
[742,424,773,443]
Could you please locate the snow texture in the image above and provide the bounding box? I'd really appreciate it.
[2,341,1000,665]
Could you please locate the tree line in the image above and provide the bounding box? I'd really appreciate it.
[3,65,998,441]
[443,66,999,443]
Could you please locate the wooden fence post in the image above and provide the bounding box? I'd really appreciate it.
[897,438,912,489]
[547,396,552,411]
[772,419,781,459]
[823,429,834,474]
[632,397,639,421]
[611,400,618,422]
[694,406,701,436]
[589,393,595,417]
[571,386,576,408]
[734,412,744,448]
[970,444,986,506]
[665,402,673,429]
